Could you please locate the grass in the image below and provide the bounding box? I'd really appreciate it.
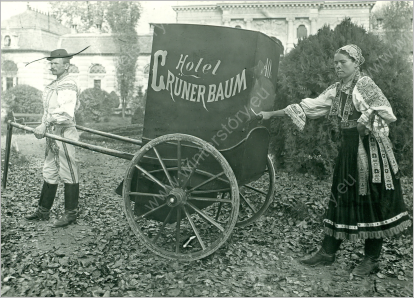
[79,115,134,131]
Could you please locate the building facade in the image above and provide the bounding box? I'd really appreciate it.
[173,1,376,52]
[1,5,152,99]
[2,2,379,98]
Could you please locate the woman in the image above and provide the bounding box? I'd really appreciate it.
[259,44,411,276]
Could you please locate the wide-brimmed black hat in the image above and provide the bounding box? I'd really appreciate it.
[25,46,90,66]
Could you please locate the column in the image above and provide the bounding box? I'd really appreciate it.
[244,18,253,30]
[286,17,295,53]
[310,17,317,35]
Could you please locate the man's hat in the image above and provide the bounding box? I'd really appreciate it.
[25,46,90,66]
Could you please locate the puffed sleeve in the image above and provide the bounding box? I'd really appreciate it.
[51,80,79,124]
[354,76,396,136]
[283,83,337,131]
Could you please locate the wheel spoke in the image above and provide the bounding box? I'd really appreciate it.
[181,149,206,189]
[244,184,267,195]
[183,206,206,250]
[186,202,225,232]
[187,171,225,193]
[152,146,174,187]
[177,140,181,174]
[129,192,165,198]
[192,188,231,194]
[135,165,168,191]
[189,197,232,203]
[137,202,168,219]
[240,192,257,213]
[153,208,174,243]
[215,202,223,220]
[175,207,182,253]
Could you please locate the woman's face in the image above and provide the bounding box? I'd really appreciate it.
[334,53,358,81]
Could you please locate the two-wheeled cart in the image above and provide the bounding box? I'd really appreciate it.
[3,24,283,261]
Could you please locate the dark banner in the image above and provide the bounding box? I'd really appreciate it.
[143,24,283,150]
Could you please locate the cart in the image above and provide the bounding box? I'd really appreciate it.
[2,24,283,261]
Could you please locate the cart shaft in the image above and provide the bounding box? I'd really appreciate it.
[76,125,143,145]
[2,121,135,189]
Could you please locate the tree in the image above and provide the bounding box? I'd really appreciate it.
[49,1,110,33]
[2,85,43,122]
[105,1,141,118]
[372,1,413,54]
[270,18,413,177]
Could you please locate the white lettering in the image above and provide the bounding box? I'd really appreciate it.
[151,50,167,91]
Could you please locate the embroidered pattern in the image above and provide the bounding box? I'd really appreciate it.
[357,137,369,195]
[369,135,381,183]
[329,71,360,124]
[284,104,306,131]
[324,211,408,229]
[356,76,391,108]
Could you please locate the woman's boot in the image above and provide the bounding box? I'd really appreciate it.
[352,238,382,276]
[25,181,58,220]
[54,183,79,228]
[299,247,335,266]
[299,235,342,266]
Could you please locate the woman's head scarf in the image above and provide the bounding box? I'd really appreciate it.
[335,44,365,66]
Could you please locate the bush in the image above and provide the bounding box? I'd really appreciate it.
[2,85,43,122]
[76,88,115,124]
[271,18,413,177]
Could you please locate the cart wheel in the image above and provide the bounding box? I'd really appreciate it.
[236,155,276,227]
[123,133,239,261]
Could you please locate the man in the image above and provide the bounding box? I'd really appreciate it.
[25,48,83,228]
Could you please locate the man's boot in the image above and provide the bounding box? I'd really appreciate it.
[299,247,336,267]
[53,183,79,228]
[25,181,58,220]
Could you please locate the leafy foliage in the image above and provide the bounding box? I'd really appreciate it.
[373,1,413,36]
[76,88,115,124]
[1,139,412,297]
[49,1,111,33]
[271,18,413,177]
[105,1,141,118]
[2,84,43,122]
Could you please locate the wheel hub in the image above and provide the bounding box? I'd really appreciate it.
[166,188,187,207]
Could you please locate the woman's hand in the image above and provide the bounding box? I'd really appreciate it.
[357,123,367,138]
[258,111,274,120]
[258,110,286,120]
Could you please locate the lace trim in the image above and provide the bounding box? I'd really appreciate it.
[324,219,412,240]
[324,211,409,229]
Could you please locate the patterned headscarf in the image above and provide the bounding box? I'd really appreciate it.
[335,44,365,66]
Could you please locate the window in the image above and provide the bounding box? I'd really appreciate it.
[94,80,101,89]
[69,64,79,73]
[90,64,106,73]
[6,78,13,90]
[377,18,384,29]
[235,25,241,29]
[4,35,11,46]
[297,25,307,39]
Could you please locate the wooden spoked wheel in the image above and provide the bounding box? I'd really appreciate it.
[123,134,239,261]
[236,155,276,227]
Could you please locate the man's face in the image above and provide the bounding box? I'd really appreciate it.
[50,58,68,77]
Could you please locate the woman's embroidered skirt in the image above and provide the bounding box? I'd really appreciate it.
[323,127,411,240]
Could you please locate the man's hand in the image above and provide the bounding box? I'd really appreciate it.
[33,123,47,139]
[357,123,367,138]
